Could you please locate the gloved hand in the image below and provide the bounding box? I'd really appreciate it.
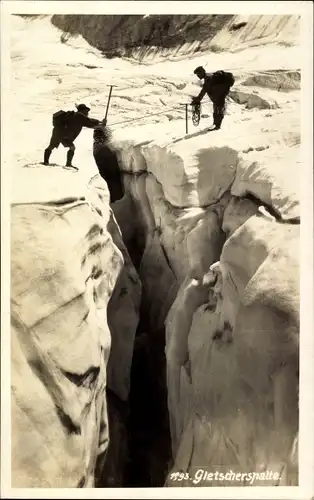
[191,96,200,105]
[101,118,107,126]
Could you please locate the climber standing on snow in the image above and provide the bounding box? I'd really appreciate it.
[43,103,103,167]
[191,66,235,130]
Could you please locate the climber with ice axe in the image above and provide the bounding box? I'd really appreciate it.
[43,85,115,167]
[93,84,116,159]
[93,85,125,204]
[191,66,235,131]
[43,103,103,167]
[92,84,116,153]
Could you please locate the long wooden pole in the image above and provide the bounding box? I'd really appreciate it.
[104,85,115,122]
[185,103,188,134]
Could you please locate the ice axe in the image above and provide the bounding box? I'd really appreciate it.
[104,84,117,123]
[180,102,190,134]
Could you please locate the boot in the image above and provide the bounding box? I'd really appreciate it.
[213,112,223,130]
[208,117,219,131]
[44,148,51,165]
[66,149,74,167]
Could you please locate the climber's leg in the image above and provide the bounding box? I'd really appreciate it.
[43,129,60,165]
[212,96,226,130]
[66,143,75,167]
[44,147,52,165]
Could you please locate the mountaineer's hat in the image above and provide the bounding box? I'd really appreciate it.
[75,103,91,112]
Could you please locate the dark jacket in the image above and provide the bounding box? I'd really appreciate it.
[56,112,101,144]
[93,126,124,203]
[196,72,231,103]
[196,73,215,101]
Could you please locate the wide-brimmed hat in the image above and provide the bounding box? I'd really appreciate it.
[76,103,91,112]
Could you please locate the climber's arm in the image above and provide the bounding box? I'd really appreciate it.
[81,116,102,129]
[196,85,207,102]
[192,74,213,104]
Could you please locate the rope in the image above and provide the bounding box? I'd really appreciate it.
[191,103,201,126]
[80,88,223,129]
[94,97,231,131]
[108,104,183,127]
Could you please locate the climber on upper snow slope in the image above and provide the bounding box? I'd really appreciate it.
[43,103,104,167]
[191,66,235,131]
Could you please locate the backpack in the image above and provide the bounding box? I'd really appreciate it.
[213,70,235,88]
[52,110,75,128]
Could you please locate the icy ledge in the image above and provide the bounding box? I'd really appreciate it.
[11,171,141,487]
[115,128,300,486]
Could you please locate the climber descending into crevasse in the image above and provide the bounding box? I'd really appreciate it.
[43,103,103,167]
[93,122,125,204]
[191,66,235,131]
[91,84,124,204]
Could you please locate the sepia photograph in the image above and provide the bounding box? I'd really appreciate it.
[1,1,313,497]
